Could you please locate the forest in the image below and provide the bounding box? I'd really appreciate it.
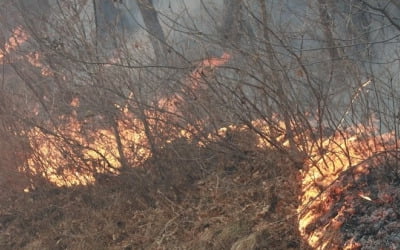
[1,0,400,249]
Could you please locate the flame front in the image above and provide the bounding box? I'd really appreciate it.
[6,25,395,247]
[23,53,232,187]
[298,122,396,248]
[26,111,150,186]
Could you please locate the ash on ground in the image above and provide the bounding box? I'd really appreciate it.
[311,156,400,249]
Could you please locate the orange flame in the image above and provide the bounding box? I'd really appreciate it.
[298,121,396,247]
[26,52,53,76]
[12,37,397,249]
[26,110,151,186]
[23,52,232,187]
[158,52,231,114]
[1,27,53,76]
[0,26,29,62]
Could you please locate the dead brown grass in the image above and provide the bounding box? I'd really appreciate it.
[0,129,310,249]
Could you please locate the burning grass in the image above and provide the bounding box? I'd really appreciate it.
[25,110,151,187]
[3,24,400,249]
[298,123,400,248]
[0,131,310,250]
[11,100,400,249]
[17,50,232,188]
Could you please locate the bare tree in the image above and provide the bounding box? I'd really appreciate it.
[137,0,167,63]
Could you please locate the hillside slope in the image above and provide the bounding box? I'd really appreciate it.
[0,133,310,249]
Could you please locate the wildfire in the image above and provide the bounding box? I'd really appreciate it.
[23,52,232,187]
[26,52,53,76]
[7,24,395,247]
[0,26,29,62]
[1,26,53,76]
[158,52,231,114]
[298,121,397,248]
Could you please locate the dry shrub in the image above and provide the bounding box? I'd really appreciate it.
[0,126,310,249]
[0,131,31,192]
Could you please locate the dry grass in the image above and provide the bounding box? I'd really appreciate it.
[0,129,310,249]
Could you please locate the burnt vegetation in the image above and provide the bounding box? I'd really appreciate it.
[1,0,400,249]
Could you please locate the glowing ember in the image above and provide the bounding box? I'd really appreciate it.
[1,27,52,76]
[298,123,396,248]
[358,193,372,201]
[26,52,53,76]
[0,26,29,62]
[70,97,80,108]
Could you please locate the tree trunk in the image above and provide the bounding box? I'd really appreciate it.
[137,0,167,64]
[222,0,242,46]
